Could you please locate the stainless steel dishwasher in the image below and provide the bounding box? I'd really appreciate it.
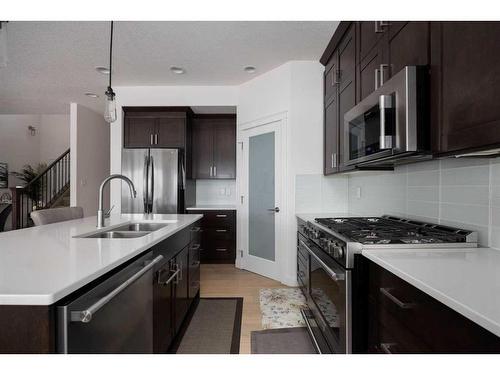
[57,251,163,353]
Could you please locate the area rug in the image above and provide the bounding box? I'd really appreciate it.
[259,288,307,329]
[251,328,317,354]
[175,298,243,354]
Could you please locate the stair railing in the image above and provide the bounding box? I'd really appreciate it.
[10,149,70,229]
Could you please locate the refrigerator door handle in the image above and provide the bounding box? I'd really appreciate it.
[149,156,154,212]
[143,155,149,213]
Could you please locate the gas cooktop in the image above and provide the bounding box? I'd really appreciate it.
[314,216,476,245]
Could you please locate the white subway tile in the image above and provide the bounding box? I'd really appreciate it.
[407,200,439,220]
[441,185,489,206]
[441,165,489,186]
[407,170,439,186]
[407,186,439,202]
[440,203,489,226]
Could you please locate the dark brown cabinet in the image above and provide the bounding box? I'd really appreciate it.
[123,109,190,149]
[365,259,500,353]
[188,227,201,301]
[431,22,500,154]
[187,209,236,264]
[192,115,236,179]
[324,97,338,175]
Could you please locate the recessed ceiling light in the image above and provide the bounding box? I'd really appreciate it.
[244,66,257,73]
[85,92,99,98]
[95,66,110,75]
[170,66,185,74]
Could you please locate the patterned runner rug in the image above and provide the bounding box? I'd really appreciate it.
[259,288,307,329]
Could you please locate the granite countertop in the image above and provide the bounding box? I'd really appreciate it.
[186,204,237,211]
[0,213,202,305]
[363,247,500,338]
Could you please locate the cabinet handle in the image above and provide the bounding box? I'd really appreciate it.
[190,244,201,250]
[216,214,227,218]
[209,166,213,177]
[380,287,416,309]
[380,342,396,354]
[158,268,180,286]
[150,134,154,145]
[192,261,201,267]
[375,68,380,90]
[331,69,340,86]
[375,21,390,33]
[71,255,164,323]
[216,229,227,232]
[154,134,158,145]
[331,153,337,169]
[216,248,227,252]
[190,227,201,232]
[379,64,389,86]
[213,165,217,176]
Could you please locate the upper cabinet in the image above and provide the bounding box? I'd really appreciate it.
[356,21,429,102]
[192,115,236,179]
[431,22,500,154]
[123,108,191,149]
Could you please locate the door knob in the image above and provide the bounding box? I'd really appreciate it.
[267,207,280,213]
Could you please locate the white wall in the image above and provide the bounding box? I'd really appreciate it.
[39,115,70,164]
[237,61,325,285]
[70,103,110,217]
[110,85,239,211]
[0,114,69,189]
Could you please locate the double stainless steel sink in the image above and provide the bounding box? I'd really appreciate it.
[77,222,168,239]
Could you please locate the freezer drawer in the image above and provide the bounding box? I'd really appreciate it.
[57,252,163,354]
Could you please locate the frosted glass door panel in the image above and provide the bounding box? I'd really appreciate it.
[248,132,275,261]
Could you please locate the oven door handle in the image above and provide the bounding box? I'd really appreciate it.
[300,240,344,281]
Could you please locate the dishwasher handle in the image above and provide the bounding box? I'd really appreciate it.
[70,255,164,323]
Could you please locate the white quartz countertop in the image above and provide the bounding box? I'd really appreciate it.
[0,213,202,305]
[186,205,236,211]
[362,247,500,337]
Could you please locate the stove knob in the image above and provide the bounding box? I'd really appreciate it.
[327,241,335,254]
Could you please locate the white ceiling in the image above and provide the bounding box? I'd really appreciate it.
[0,21,338,115]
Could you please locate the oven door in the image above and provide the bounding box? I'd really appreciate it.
[299,238,351,354]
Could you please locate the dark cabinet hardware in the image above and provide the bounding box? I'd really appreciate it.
[215,229,227,232]
[379,287,415,309]
[375,21,390,33]
[216,214,227,218]
[216,248,227,252]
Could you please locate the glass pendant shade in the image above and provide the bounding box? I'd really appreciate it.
[0,22,7,68]
[104,94,117,123]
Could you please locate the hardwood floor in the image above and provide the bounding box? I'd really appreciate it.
[200,264,285,354]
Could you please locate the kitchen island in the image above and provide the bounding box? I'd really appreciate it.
[0,213,203,353]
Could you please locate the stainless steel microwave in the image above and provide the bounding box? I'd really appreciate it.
[343,66,429,166]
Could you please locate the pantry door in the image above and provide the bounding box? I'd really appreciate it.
[240,118,284,281]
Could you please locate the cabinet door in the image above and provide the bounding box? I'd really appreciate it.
[155,116,186,148]
[338,25,356,93]
[213,120,236,179]
[174,246,190,334]
[324,57,338,105]
[358,21,385,62]
[324,96,338,175]
[124,116,155,148]
[358,43,384,101]
[435,22,500,153]
[387,22,429,79]
[188,228,201,300]
[153,259,175,353]
[338,80,356,171]
[192,120,214,179]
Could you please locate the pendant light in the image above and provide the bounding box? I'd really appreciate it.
[0,21,8,68]
[104,21,117,123]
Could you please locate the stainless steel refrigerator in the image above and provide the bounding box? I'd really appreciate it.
[121,148,185,214]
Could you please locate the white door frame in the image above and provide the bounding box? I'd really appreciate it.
[236,112,288,282]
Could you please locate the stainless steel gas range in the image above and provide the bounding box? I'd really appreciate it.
[297,215,478,354]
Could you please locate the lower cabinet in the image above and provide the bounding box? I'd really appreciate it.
[187,209,236,264]
[365,259,500,353]
[152,221,202,353]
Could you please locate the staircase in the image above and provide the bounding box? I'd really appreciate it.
[10,149,70,229]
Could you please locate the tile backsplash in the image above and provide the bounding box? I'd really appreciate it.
[195,179,237,205]
[296,157,500,248]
